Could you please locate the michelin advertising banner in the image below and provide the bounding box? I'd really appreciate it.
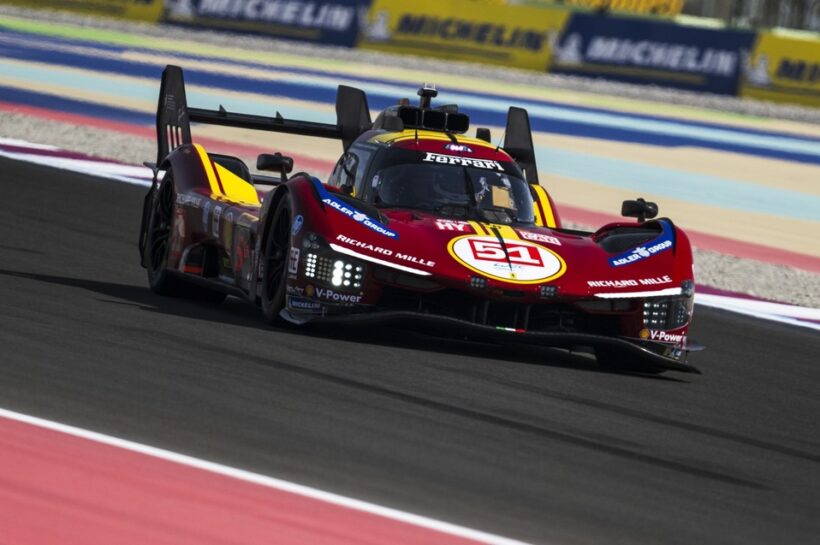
[1,0,163,21]
[163,0,372,47]
[741,32,820,108]
[550,13,756,95]
[359,0,570,71]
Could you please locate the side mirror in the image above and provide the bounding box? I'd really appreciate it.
[257,153,294,181]
[621,198,658,223]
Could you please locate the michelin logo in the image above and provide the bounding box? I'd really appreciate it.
[394,15,549,52]
[365,9,391,41]
[170,0,357,31]
[288,296,322,312]
[742,50,771,87]
[552,32,584,65]
[554,33,739,77]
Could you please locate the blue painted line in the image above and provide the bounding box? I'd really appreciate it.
[3,26,819,146]
[0,59,336,122]
[0,58,158,101]
[1,31,819,165]
[0,84,153,125]
[537,146,820,222]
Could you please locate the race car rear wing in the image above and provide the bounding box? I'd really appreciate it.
[155,65,372,165]
[504,107,539,185]
[155,65,540,185]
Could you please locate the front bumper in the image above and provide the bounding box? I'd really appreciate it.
[280,308,701,374]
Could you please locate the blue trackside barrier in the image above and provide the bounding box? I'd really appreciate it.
[549,12,757,96]
[162,0,373,47]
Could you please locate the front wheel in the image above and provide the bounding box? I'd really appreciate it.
[259,194,292,324]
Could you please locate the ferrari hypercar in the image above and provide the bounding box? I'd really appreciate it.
[139,65,702,374]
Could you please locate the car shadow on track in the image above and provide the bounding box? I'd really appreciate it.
[301,323,683,381]
[0,268,680,381]
[0,267,265,325]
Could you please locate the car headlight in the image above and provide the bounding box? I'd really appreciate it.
[331,259,364,288]
[643,298,692,330]
[301,235,364,289]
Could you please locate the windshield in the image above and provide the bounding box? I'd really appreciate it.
[365,149,535,224]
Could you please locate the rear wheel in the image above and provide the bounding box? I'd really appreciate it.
[144,175,226,303]
[145,178,177,294]
[260,195,292,323]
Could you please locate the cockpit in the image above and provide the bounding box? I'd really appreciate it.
[329,143,535,225]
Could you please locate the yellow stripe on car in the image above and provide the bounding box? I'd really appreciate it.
[486,224,519,239]
[369,129,493,149]
[193,144,260,206]
[193,143,222,197]
[532,184,557,228]
[468,220,487,235]
[213,163,260,206]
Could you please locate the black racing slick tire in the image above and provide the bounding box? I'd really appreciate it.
[259,194,292,324]
[144,175,226,303]
[145,178,177,294]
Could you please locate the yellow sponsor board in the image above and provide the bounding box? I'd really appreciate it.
[559,0,683,17]
[741,32,820,108]
[2,0,163,22]
[359,0,570,71]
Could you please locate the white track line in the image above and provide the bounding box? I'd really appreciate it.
[695,293,820,332]
[0,149,151,186]
[0,136,59,149]
[0,407,536,545]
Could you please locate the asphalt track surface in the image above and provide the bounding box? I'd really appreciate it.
[1,157,819,545]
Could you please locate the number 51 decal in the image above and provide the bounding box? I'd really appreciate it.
[469,239,544,266]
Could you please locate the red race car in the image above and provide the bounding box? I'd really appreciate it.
[139,66,701,374]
